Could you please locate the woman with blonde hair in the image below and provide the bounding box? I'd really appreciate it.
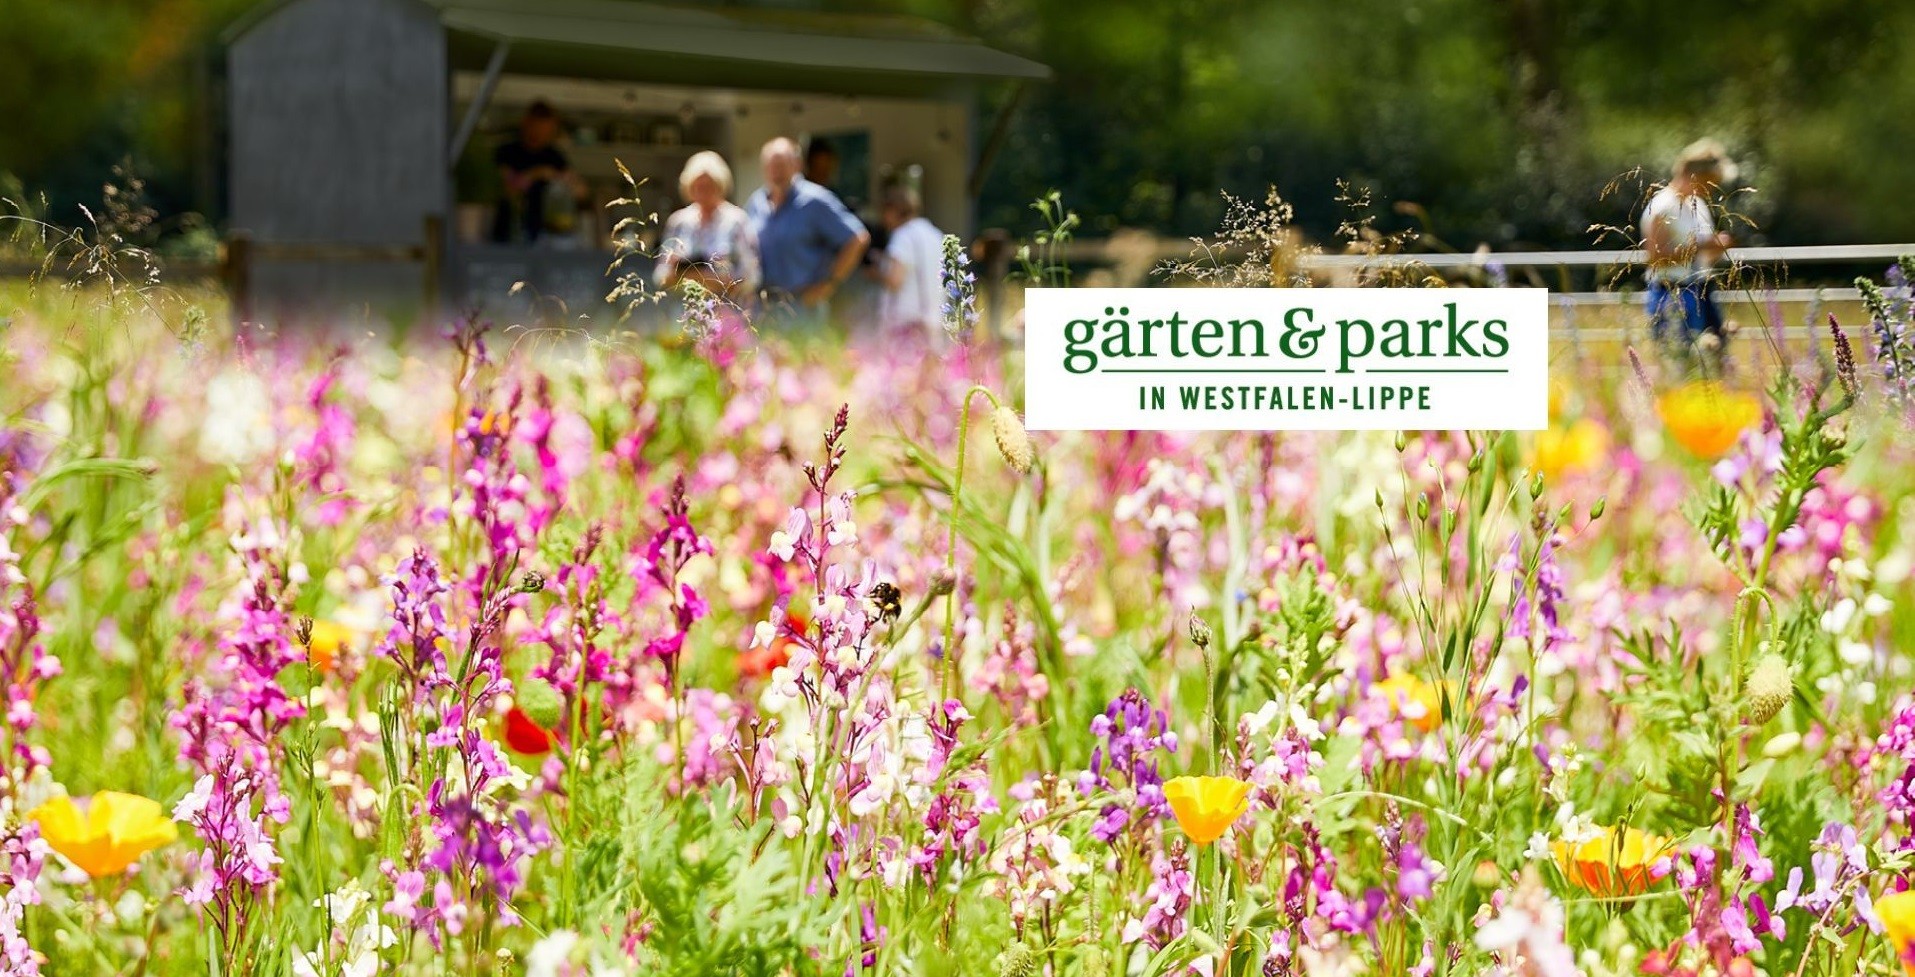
[655,150,760,299]
[1642,139,1738,350]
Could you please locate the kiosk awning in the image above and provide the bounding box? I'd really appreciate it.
[434,0,1049,97]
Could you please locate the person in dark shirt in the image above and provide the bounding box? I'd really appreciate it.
[492,101,583,244]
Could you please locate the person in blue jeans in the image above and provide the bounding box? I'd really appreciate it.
[1641,140,1738,349]
[745,137,870,324]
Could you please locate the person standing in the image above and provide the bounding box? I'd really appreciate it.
[492,101,586,245]
[655,151,759,300]
[745,137,869,321]
[872,185,945,338]
[1642,139,1738,347]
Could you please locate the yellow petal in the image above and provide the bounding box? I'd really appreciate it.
[1879,889,1915,955]
[29,792,174,878]
[27,795,87,849]
[1164,775,1251,846]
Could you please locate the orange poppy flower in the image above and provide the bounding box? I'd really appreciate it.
[1373,672,1444,733]
[1880,889,1915,976]
[29,792,177,878]
[1164,776,1251,846]
[1656,382,1762,459]
[1551,825,1674,898]
[1532,419,1611,479]
[305,619,355,673]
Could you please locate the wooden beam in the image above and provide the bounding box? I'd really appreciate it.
[967,82,1027,202]
[448,39,511,166]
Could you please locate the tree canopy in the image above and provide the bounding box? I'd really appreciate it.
[3,0,1910,250]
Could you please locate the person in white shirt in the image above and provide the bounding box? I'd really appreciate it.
[1641,139,1737,346]
[655,151,760,300]
[872,185,946,337]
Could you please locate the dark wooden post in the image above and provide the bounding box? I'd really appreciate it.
[422,214,445,326]
[223,232,253,328]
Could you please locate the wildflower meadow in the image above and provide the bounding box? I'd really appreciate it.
[4,244,1915,977]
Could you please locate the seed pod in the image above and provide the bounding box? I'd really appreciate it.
[1590,496,1607,521]
[997,943,1038,977]
[992,405,1036,475]
[1079,946,1109,977]
[516,678,564,730]
[1743,654,1794,725]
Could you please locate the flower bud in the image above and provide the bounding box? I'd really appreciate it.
[1743,654,1794,725]
[929,569,957,597]
[991,405,1036,475]
[997,944,1038,977]
[1188,614,1212,649]
[516,678,564,730]
[1590,496,1606,521]
[1761,731,1802,758]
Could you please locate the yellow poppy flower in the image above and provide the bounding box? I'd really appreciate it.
[1373,672,1443,733]
[1550,825,1673,898]
[306,618,355,673]
[1532,419,1611,480]
[1656,382,1762,459]
[1879,889,1915,975]
[1548,379,1568,422]
[29,792,178,878]
[1163,776,1251,846]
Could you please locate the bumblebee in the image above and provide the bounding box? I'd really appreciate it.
[869,581,902,622]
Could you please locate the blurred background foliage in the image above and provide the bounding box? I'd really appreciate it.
[2,0,1911,249]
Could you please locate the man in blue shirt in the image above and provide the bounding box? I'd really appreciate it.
[746,137,870,317]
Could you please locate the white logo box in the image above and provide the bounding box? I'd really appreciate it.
[1022,287,1550,432]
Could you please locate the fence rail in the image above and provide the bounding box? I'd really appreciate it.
[0,216,445,325]
[1297,242,1915,272]
[1061,237,1914,278]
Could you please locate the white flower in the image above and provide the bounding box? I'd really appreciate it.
[766,530,797,562]
[1524,833,1553,861]
[1821,598,1858,634]
[198,368,275,465]
[173,775,215,823]
[527,930,582,977]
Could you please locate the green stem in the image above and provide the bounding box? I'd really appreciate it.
[1212,844,1230,970]
[941,385,999,699]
